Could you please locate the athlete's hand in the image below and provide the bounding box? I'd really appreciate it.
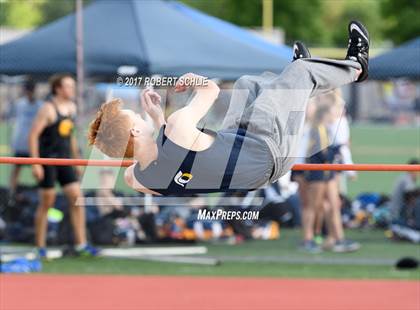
[32,164,44,181]
[143,88,161,105]
[175,73,207,92]
[141,89,165,128]
[175,73,193,92]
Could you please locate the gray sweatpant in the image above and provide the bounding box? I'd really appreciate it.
[221,58,361,182]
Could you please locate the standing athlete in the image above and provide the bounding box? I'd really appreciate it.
[29,74,98,257]
[9,79,43,196]
[88,21,369,196]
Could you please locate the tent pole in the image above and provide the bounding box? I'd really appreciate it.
[262,0,273,33]
[76,0,84,109]
[348,83,359,121]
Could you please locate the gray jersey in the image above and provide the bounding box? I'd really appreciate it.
[134,125,274,195]
[135,57,361,194]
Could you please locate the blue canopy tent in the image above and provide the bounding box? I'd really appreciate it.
[370,37,420,80]
[0,0,292,80]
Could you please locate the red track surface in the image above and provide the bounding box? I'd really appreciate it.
[1,275,419,310]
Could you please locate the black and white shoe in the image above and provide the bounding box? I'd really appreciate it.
[346,20,369,82]
[292,41,311,62]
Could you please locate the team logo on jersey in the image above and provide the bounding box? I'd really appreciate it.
[58,119,74,137]
[174,170,193,187]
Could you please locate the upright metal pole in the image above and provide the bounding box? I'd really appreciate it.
[348,83,359,121]
[76,0,84,109]
[262,0,273,33]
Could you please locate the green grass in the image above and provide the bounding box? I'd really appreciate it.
[204,229,420,261]
[41,259,419,280]
[38,229,420,279]
[347,125,420,197]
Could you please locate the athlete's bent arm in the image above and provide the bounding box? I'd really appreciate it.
[70,136,81,159]
[70,104,81,159]
[174,73,220,125]
[141,89,166,130]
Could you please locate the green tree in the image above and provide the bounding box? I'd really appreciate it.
[0,0,43,29]
[325,0,384,47]
[181,0,325,45]
[273,0,325,45]
[40,0,92,25]
[381,0,420,44]
[0,0,91,29]
[181,0,261,27]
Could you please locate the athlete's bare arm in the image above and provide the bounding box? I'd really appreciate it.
[70,104,81,159]
[171,72,220,125]
[165,73,220,150]
[141,89,166,130]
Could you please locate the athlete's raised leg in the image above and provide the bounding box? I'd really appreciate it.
[267,21,369,180]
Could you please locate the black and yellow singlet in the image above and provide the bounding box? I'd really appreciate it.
[39,102,75,158]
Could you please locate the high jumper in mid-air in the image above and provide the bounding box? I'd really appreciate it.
[88,20,369,196]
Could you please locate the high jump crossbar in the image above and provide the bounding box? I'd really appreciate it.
[0,157,419,171]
